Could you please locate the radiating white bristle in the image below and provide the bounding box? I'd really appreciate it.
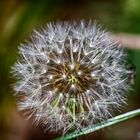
[12,20,130,134]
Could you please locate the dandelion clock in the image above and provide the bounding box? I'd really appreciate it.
[12,21,131,134]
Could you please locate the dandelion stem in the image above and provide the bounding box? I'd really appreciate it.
[55,109,140,140]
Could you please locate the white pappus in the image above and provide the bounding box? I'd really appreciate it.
[12,21,131,134]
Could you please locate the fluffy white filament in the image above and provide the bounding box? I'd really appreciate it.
[12,21,130,134]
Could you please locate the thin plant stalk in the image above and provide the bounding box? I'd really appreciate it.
[55,109,140,140]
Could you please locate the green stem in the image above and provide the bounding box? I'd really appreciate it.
[55,109,140,140]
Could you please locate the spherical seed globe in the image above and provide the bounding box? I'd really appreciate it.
[12,21,130,133]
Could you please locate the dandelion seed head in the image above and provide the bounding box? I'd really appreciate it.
[12,21,131,133]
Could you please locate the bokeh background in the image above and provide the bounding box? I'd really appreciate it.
[0,0,140,140]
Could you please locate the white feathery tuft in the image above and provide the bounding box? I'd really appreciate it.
[12,21,131,134]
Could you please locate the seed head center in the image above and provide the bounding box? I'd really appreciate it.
[68,74,78,84]
[46,60,96,95]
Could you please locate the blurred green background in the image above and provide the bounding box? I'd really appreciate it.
[0,0,140,140]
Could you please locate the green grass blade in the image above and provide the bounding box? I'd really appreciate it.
[55,109,140,140]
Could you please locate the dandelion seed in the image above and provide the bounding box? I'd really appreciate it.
[62,74,66,79]
[69,64,75,70]
[77,71,82,76]
[12,21,131,134]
